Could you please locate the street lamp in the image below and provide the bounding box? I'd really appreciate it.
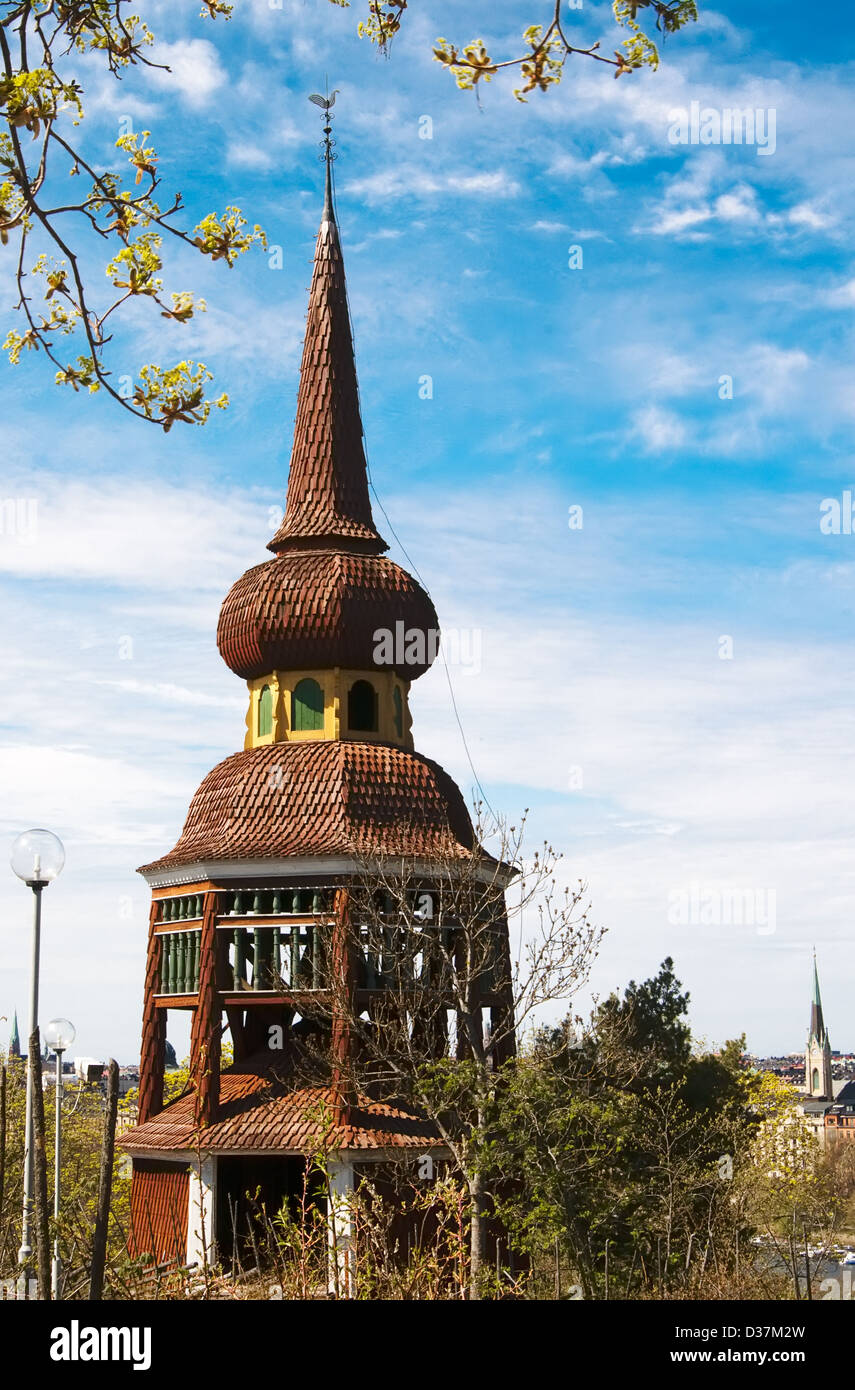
[44,1017,75,1300]
[11,829,65,1274]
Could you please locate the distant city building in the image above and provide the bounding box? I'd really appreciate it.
[825,1079,855,1144]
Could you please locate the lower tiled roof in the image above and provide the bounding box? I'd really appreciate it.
[139,740,474,873]
[121,1055,441,1155]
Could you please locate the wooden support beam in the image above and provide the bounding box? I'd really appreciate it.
[331,887,356,1125]
[138,901,167,1124]
[189,890,222,1129]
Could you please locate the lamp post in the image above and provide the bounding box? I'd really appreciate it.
[10,828,65,1275]
[44,1017,75,1299]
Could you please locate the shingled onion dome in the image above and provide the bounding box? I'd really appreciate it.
[217,165,438,684]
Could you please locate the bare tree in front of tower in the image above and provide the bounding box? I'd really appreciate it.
[309,804,603,1299]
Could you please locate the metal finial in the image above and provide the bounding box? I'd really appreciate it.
[308,88,339,221]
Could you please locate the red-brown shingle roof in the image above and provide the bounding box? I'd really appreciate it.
[139,740,474,874]
[268,203,385,555]
[122,1056,441,1155]
[217,548,438,681]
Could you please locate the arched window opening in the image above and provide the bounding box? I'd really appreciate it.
[812,1067,820,1092]
[393,685,403,738]
[257,684,273,737]
[292,678,324,732]
[348,679,378,732]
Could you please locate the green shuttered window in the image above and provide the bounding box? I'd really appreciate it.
[258,684,273,736]
[292,678,324,731]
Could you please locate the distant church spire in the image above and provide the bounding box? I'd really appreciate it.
[809,948,827,1045]
[806,949,833,1099]
[9,1010,20,1059]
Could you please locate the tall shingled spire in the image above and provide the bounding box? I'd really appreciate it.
[267,104,387,557]
[806,949,833,1098]
[809,948,828,1045]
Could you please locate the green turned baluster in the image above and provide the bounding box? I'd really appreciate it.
[253,925,264,990]
[159,935,168,993]
[271,890,282,915]
[162,898,172,923]
[233,927,246,989]
[289,926,299,989]
[272,926,281,987]
[192,929,201,991]
[234,891,245,917]
[252,891,264,917]
[298,928,312,986]
[296,927,310,987]
[164,934,175,994]
[291,889,301,914]
[312,890,323,915]
[175,934,186,993]
[312,923,323,989]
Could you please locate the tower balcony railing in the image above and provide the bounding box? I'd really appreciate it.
[218,920,502,997]
[221,888,332,917]
[153,912,503,1001]
[226,922,327,992]
[159,894,204,922]
[157,928,202,996]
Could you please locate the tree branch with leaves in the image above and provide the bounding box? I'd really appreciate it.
[0,0,265,429]
[352,1,700,97]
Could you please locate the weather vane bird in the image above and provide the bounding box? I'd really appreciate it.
[309,87,340,216]
[308,90,338,112]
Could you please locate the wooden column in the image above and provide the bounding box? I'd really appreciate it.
[489,910,517,1068]
[331,887,355,1124]
[138,901,167,1124]
[190,890,221,1129]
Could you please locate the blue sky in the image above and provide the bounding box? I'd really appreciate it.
[2,1,854,1063]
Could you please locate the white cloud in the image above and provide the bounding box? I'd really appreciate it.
[148,39,226,108]
[344,165,521,204]
[788,201,834,231]
[825,277,855,308]
[0,475,269,589]
[631,404,687,452]
[653,205,714,235]
[226,141,274,171]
